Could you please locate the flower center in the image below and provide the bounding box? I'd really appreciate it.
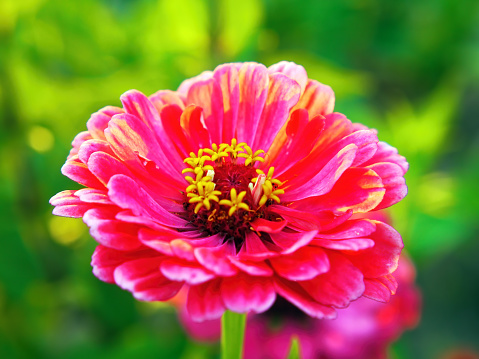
[181,139,284,249]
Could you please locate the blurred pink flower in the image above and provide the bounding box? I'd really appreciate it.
[178,255,421,359]
[50,61,408,321]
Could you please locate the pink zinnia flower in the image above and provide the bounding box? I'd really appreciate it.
[177,255,421,359]
[50,61,408,321]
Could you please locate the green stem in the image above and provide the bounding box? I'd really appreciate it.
[221,310,247,359]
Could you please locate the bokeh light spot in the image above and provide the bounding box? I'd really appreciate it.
[28,126,54,153]
[48,216,85,246]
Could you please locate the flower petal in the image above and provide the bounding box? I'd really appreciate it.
[78,139,114,164]
[268,61,308,95]
[300,251,365,307]
[269,246,330,281]
[91,245,156,283]
[83,208,142,250]
[61,157,104,189]
[149,89,185,113]
[293,167,386,214]
[345,220,403,278]
[107,174,189,228]
[365,162,407,210]
[50,190,98,218]
[274,278,337,319]
[281,143,357,202]
[292,79,335,117]
[195,243,238,276]
[186,279,225,321]
[87,106,124,141]
[221,274,276,313]
[269,230,318,254]
[114,257,183,301]
[229,257,274,276]
[250,218,288,233]
[187,77,224,144]
[106,112,184,185]
[252,72,301,151]
[213,64,240,142]
[235,63,269,145]
[157,104,192,159]
[363,141,408,174]
[160,259,215,285]
[266,110,324,174]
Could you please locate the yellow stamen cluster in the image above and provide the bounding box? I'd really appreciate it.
[224,138,247,159]
[238,147,265,166]
[258,180,285,207]
[182,139,282,218]
[187,182,221,214]
[184,170,212,193]
[219,188,250,216]
[252,167,283,186]
[203,143,229,162]
[182,149,214,175]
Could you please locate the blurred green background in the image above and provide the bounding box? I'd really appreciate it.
[1,0,479,358]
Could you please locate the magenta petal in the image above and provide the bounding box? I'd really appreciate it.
[91,245,157,283]
[87,106,124,140]
[186,279,225,322]
[267,111,324,175]
[235,63,269,145]
[250,218,288,233]
[268,61,308,95]
[229,257,274,276]
[212,64,240,142]
[252,72,301,151]
[293,167,385,214]
[366,162,408,210]
[177,70,213,96]
[238,231,277,261]
[187,77,224,144]
[169,239,197,262]
[138,227,204,254]
[345,220,404,278]
[149,90,185,112]
[293,79,335,117]
[75,188,112,205]
[314,237,375,251]
[281,143,357,201]
[69,131,92,159]
[50,190,96,218]
[363,141,409,174]
[107,174,189,228]
[61,157,104,189]
[269,230,318,254]
[271,205,352,232]
[316,219,377,239]
[160,259,215,284]
[221,274,276,313]
[300,251,365,307]
[274,278,337,319]
[159,104,192,158]
[83,208,142,250]
[114,257,183,301]
[195,243,238,276]
[88,151,135,186]
[106,113,184,185]
[78,139,114,165]
[363,278,393,302]
[270,246,330,281]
